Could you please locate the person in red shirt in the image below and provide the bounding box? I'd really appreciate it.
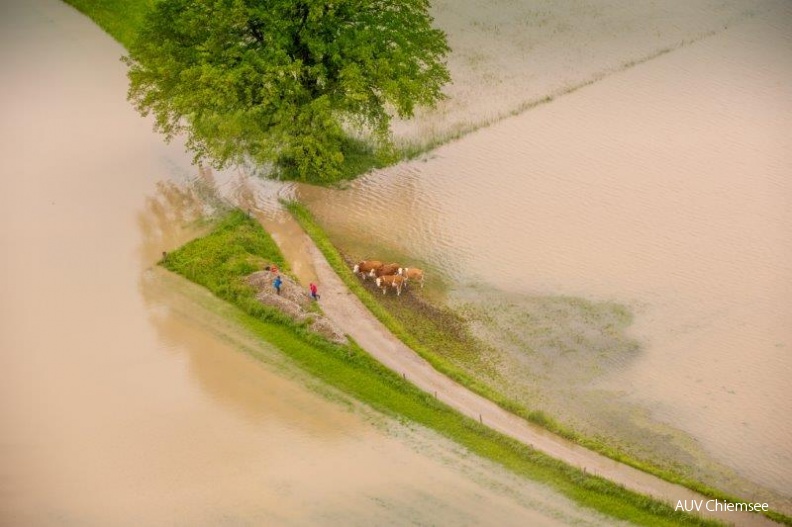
[309,283,319,301]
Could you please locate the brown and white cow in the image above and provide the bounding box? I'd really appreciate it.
[369,262,400,278]
[376,274,405,296]
[398,267,425,288]
[353,260,383,280]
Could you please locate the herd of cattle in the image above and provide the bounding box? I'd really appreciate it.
[352,260,425,296]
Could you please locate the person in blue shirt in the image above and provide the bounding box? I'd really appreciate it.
[273,274,283,296]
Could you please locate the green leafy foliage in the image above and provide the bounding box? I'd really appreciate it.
[123,0,450,183]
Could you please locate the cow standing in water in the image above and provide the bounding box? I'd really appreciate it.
[369,263,400,278]
[398,267,425,288]
[376,275,406,296]
[353,260,383,280]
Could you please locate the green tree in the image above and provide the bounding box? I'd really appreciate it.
[123,0,450,182]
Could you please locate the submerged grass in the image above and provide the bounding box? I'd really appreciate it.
[286,201,792,526]
[163,209,725,527]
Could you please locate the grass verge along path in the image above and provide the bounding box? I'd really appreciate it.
[286,201,790,527]
[162,210,729,527]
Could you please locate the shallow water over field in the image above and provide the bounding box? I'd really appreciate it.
[299,1,792,506]
[0,1,623,525]
[396,0,768,147]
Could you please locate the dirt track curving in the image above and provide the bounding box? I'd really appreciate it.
[260,209,779,527]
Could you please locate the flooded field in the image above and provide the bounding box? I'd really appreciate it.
[0,1,626,525]
[394,0,768,147]
[298,0,792,510]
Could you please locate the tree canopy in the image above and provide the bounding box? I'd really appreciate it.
[123,0,451,182]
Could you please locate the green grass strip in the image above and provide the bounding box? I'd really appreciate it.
[63,0,154,49]
[283,201,527,416]
[285,200,792,527]
[161,209,732,527]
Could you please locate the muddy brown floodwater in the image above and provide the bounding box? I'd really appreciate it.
[298,0,792,512]
[0,1,629,526]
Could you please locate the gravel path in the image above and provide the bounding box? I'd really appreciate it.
[269,211,777,527]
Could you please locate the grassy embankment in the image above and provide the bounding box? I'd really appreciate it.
[286,201,792,527]
[161,209,726,527]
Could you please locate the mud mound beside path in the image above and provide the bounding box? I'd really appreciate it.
[246,271,311,307]
[246,271,347,345]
